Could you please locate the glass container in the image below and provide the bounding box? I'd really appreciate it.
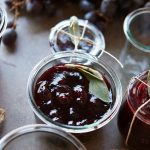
[0,124,86,150]
[27,50,122,134]
[119,8,150,78]
[118,71,150,150]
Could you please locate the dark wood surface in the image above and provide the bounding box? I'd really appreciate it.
[0,1,129,149]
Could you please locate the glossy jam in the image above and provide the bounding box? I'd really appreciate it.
[34,64,113,126]
[118,71,150,150]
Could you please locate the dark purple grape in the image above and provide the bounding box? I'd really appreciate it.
[133,0,145,6]
[44,3,56,17]
[7,21,15,29]
[5,0,12,8]
[84,11,106,31]
[118,0,133,12]
[79,0,95,12]
[145,1,150,8]
[100,0,118,17]
[2,28,17,46]
[25,0,43,14]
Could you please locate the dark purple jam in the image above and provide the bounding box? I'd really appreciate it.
[34,64,112,126]
[118,71,150,149]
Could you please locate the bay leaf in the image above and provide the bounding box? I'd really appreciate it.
[65,64,110,103]
[147,70,150,97]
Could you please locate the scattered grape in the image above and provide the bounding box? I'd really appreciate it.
[2,28,17,46]
[100,0,118,17]
[79,0,95,12]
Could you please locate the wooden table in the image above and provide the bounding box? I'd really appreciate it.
[0,1,130,149]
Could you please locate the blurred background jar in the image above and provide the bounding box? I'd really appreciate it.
[118,71,150,150]
[0,5,7,40]
[119,8,150,79]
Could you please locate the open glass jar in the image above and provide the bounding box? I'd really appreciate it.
[0,5,7,38]
[118,71,150,150]
[119,8,150,77]
[0,124,86,150]
[27,50,122,134]
[49,18,105,57]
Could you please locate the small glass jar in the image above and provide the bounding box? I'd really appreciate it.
[119,8,150,78]
[0,5,7,39]
[27,50,122,134]
[49,19,105,57]
[0,124,86,150]
[118,71,150,150]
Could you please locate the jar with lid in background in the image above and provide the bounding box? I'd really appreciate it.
[118,71,150,150]
[119,8,150,79]
[49,18,105,57]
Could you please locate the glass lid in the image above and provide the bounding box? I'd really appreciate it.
[0,124,86,150]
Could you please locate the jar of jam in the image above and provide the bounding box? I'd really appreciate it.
[0,5,7,39]
[0,124,86,150]
[118,71,150,150]
[119,8,150,78]
[27,50,122,134]
[49,18,105,57]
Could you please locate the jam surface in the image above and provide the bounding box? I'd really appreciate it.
[34,64,112,126]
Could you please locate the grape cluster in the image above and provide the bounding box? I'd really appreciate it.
[2,0,149,47]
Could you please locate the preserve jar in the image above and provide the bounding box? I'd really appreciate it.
[0,124,86,150]
[118,71,150,150]
[0,5,7,39]
[49,18,105,57]
[27,50,122,134]
[119,8,150,78]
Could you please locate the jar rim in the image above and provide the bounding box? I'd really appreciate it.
[0,124,86,150]
[0,5,7,37]
[123,7,150,53]
[27,51,122,133]
[49,19,105,57]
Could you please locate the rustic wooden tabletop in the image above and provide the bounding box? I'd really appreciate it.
[0,1,131,149]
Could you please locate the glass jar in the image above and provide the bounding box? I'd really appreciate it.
[49,19,105,57]
[0,5,7,39]
[0,124,86,150]
[119,8,150,78]
[118,71,150,150]
[27,50,122,134]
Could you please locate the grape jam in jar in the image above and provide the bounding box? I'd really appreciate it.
[28,51,122,133]
[34,64,113,126]
[118,71,150,150]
